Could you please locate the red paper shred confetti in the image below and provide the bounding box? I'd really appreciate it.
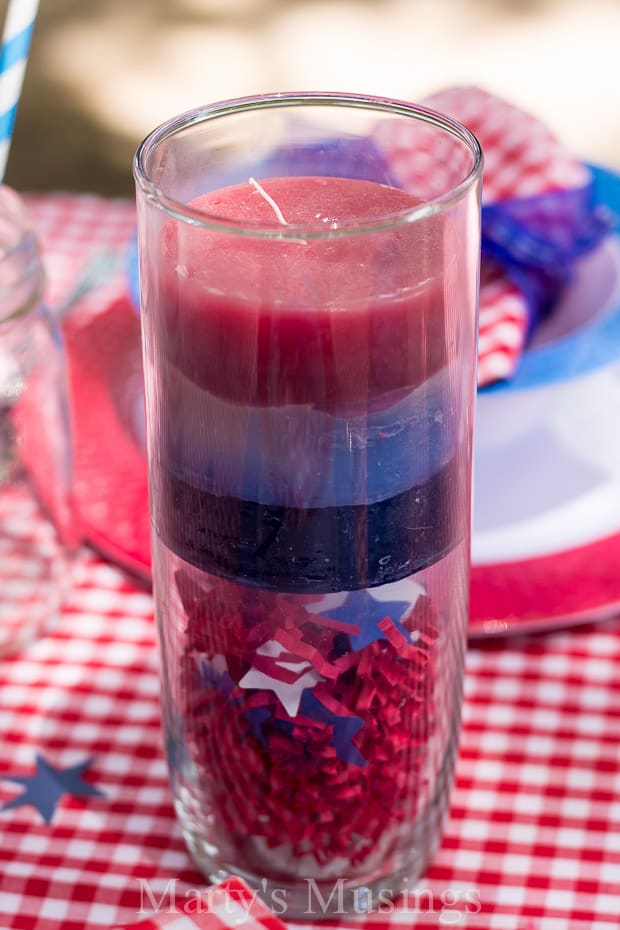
[176,570,440,873]
[377,616,414,654]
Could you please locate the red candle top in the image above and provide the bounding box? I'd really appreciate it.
[156,176,450,411]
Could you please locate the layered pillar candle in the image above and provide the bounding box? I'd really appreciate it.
[135,94,482,917]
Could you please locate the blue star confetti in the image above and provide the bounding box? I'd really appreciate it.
[0,754,105,825]
[301,692,366,766]
[194,652,236,696]
[319,588,412,651]
[244,706,273,745]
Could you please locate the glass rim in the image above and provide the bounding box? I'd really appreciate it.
[133,91,483,239]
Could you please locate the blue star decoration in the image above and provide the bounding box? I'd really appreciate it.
[0,754,105,825]
[243,706,273,745]
[194,652,240,702]
[319,588,412,651]
[301,692,366,766]
[242,694,366,765]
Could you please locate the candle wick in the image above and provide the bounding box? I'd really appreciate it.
[249,177,287,225]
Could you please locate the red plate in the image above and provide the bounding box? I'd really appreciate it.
[470,539,620,637]
[66,297,150,582]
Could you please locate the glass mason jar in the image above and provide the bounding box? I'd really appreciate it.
[0,186,74,658]
[134,93,482,917]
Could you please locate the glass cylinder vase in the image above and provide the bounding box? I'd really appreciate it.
[134,92,482,918]
[0,186,74,658]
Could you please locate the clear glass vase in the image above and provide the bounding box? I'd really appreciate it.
[134,92,482,917]
[0,186,74,658]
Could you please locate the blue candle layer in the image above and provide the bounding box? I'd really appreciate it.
[153,452,465,592]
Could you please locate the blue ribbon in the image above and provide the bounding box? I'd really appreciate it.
[481,182,614,334]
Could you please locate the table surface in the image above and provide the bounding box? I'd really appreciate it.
[0,194,618,930]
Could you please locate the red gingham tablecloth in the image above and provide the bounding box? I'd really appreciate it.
[0,195,618,930]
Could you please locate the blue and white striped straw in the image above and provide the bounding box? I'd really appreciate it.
[0,0,39,181]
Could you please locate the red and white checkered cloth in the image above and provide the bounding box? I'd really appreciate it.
[0,195,616,930]
[0,545,618,930]
[376,86,592,386]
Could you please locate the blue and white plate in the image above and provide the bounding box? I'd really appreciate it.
[471,164,620,633]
